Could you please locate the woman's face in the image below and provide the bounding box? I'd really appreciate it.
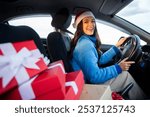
[82,16,95,35]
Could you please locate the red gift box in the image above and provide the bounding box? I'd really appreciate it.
[36,87,75,100]
[65,70,84,100]
[0,40,48,95]
[39,70,84,100]
[36,60,67,100]
[35,86,75,100]
[48,60,66,74]
[36,87,65,100]
[1,61,66,100]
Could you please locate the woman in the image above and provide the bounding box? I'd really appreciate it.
[70,10,146,99]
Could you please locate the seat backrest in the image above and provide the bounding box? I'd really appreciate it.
[0,23,47,56]
[47,8,73,72]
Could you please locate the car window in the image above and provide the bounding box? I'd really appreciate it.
[8,15,145,45]
[117,0,150,33]
[96,20,129,44]
[9,15,54,38]
[95,20,146,45]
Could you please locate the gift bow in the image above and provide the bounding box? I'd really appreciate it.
[0,43,42,88]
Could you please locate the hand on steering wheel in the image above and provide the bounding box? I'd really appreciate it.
[116,37,127,47]
[116,34,141,63]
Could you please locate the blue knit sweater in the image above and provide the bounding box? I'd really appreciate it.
[71,35,122,84]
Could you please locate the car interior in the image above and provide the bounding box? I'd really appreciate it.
[0,0,150,99]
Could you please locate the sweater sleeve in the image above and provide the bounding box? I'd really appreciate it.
[99,46,122,65]
[77,42,122,84]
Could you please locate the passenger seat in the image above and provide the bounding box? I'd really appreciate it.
[47,8,73,72]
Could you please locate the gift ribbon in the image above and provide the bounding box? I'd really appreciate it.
[32,50,50,66]
[48,63,66,74]
[0,43,44,88]
[43,56,50,66]
[65,81,78,95]
[19,75,38,100]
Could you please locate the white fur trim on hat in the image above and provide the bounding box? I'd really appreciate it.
[73,11,95,28]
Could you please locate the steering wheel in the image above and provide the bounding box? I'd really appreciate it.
[116,34,142,63]
[100,34,142,67]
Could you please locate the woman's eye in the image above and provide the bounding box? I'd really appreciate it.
[83,21,88,23]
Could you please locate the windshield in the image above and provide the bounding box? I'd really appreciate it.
[117,0,150,33]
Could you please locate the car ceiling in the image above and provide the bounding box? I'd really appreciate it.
[0,0,133,22]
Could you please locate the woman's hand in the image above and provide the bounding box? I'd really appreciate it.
[116,37,127,47]
[119,57,135,71]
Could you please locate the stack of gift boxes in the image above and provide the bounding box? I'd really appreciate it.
[0,40,84,100]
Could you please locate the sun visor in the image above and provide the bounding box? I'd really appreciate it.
[99,0,133,16]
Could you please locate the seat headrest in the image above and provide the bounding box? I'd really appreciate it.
[51,8,72,30]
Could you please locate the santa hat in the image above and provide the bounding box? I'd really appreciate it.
[73,11,95,28]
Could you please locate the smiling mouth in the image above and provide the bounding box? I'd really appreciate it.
[87,29,94,32]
